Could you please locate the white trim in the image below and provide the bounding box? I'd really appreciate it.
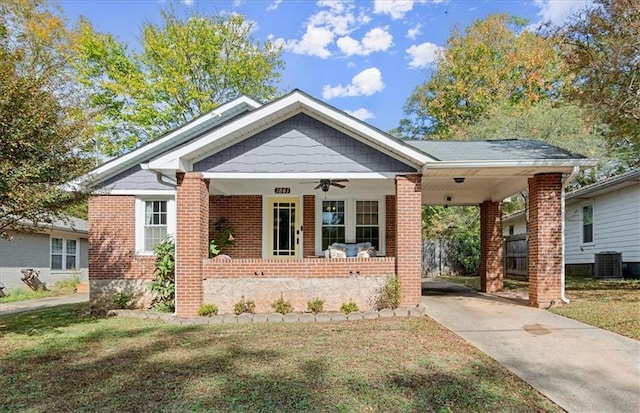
[50,235,80,271]
[72,96,262,188]
[580,201,595,246]
[314,196,385,256]
[423,159,598,171]
[149,91,431,172]
[105,189,176,196]
[262,195,302,259]
[202,172,396,180]
[134,197,176,254]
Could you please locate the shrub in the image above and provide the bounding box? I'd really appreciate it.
[149,236,175,312]
[198,304,219,317]
[307,297,324,314]
[55,274,81,292]
[233,296,256,315]
[271,294,294,314]
[340,300,359,314]
[375,274,401,310]
[113,292,133,309]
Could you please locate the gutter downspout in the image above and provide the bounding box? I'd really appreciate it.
[140,163,177,188]
[561,165,580,304]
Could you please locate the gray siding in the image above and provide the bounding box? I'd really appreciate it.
[100,165,169,191]
[0,231,89,291]
[194,113,416,173]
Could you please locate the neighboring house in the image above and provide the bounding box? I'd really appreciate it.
[75,89,594,315]
[0,217,89,291]
[503,169,640,278]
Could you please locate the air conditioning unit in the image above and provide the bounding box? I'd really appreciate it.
[594,252,623,279]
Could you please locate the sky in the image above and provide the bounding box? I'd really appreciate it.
[58,0,592,133]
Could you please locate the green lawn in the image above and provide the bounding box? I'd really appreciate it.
[0,304,560,412]
[439,274,640,340]
[0,276,80,303]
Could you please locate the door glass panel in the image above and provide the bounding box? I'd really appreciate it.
[272,200,297,257]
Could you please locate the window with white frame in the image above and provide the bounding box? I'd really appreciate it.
[51,238,78,270]
[582,204,594,243]
[135,198,175,253]
[317,198,384,253]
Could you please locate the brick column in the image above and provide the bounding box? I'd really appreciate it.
[175,172,209,317]
[528,173,563,307]
[395,174,422,307]
[480,201,504,293]
[303,195,315,257]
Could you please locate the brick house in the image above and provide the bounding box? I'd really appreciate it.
[77,90,595,316]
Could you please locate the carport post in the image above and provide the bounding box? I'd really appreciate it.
[480,200,504,292]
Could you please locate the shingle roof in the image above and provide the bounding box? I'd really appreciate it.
[406,139,585,161]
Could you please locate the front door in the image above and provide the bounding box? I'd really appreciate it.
[268,197,300,258]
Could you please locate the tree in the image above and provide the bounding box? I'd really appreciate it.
[396,14,570,140]
[73,8,285,156]
[0,0,91,239]
[554,0,640,166]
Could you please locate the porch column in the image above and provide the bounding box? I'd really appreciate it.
[480,201,504,292]
[175,172,209,317]
[528,173,563,308]
[395,174,422,307]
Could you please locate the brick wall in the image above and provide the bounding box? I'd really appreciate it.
[385,195,396,257]
[303,195,316,257]
[528,173,563,307]
[480,200,504,293]
[176,173,209,316]
[209,195,262,259]
[395,174,422,307]
[88,196,155,281]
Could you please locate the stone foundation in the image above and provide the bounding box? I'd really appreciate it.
[89,279,154,309]
[203,276,387,314]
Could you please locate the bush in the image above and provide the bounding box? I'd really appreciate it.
[375,274,401,310]
[307,297,324,314]
[113,292,133,309]
[198,304,219,317]
[340,300,359,314]
[233,296,256,315]
[149,236,175,312]
[271,294,294,314]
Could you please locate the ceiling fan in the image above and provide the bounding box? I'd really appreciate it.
[303,179,349,192]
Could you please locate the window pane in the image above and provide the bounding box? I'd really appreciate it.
[322,227,345,250]
[66,240,77,254]
[322,200,344,225]
[66,255,76,270]
[356,227,379,249]
[51,255,62,270]
[583,224,593,243]
[51,238,63,254]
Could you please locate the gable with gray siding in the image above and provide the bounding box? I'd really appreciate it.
[99,164,169,191]
[194,113,417,174]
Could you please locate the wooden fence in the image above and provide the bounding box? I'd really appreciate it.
[504,234,527,279]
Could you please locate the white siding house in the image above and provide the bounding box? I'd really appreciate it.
[503,169,640,278]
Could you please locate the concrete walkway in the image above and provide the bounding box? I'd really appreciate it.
[422,279,640,413]
[0,293,89,316]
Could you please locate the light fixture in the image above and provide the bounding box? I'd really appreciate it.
[454,177,465,184]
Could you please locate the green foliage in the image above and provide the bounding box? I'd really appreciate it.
[149,236,175,312]
[307,297,324,314]
[113,292,133,309]
[397,14,570,139]
[209,240,220,258]
[198,304,219,317]
[72,8,285,156]
[271,294,294,315]
[340,300,359,314]
[0,0,91,239]
[554,0,640,167]
[375,274,401,310]
[54,274,81,292]
[212,218,235,254]
[233,296,255,315]
[0,288,54,303]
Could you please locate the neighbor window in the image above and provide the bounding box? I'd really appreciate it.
[508,225,514,236]
[144,200,167,251]
[51,238,78,270]
[582,204,593,243]
[355,201,379,247]
[321,200,345,249]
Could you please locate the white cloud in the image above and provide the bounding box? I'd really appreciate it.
[322,67,385,99]
[406,42,441,69]
[374,0,416,19]
[533,0,593,26]
[337,27,393,56]
[284,25,335,58]
[266,0,282,11]
[344,108,375,121]
[347,61,356,68]
[406,23,422,40]
[180,0,194,5]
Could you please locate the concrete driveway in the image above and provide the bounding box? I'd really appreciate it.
[421,279,640,413]
[0,293,89,316]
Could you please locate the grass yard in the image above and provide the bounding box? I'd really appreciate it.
[0,304,560,412]
[0,276,80,304]
[439,274,640,340]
